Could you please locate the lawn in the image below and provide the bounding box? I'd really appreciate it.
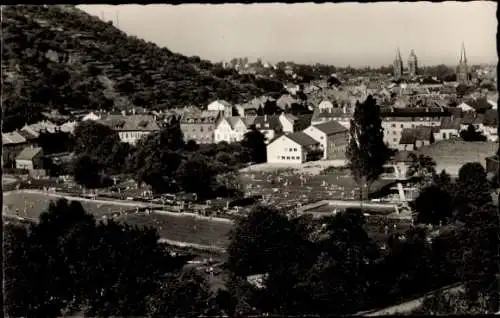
[3,191,233,249]
[417,140,497,175]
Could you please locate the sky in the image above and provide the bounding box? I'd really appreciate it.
[78,2,497,67]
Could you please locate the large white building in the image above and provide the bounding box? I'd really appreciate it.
[266,132,322,164]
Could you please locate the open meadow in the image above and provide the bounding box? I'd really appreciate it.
[3,191,232,249]
[417,140,497,176]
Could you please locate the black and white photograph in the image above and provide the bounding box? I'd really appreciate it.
[2,2,499,316]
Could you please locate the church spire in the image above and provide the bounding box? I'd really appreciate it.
[396,47,402,61]
[460,42,467,63]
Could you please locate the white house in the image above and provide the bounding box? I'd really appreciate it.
[318,100,334,112]
[59,121,78,134]
[278,113,297,133]
[303,120,349,160]
[266,132,321,164]
[433,117,461,141]
[457,102,475,112]
[82,111,102,121]
[229,116,248,141]
[207,100,232,118]
[214,116,249,143]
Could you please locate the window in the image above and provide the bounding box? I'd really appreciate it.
[442,132,446,139]
[294,148,297,152]
[391,124,396,128]
[286,156,290,160]
[393,138,397,142]
[392,131,396,135]
[200,127,204,132]
[320,136,324,139]
[400,124,404,128]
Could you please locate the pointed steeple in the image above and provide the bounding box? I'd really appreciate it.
[460,42,467,64]
[396,47,402,61]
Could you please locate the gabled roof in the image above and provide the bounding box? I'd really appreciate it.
[461,113,485,125]
[399,129,417,145]
[17,129,38,141]
[228,116,246,129]
[286,131,319,147]
[313,120,348,135]
[16,147,43,161]
[3,131,27,145]
[253,116,283,131]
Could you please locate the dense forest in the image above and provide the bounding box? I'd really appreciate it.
[2,5,285,131]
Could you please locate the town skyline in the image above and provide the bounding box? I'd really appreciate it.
[78,2,497,67]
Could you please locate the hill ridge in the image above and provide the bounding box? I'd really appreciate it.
[3,5,282,131]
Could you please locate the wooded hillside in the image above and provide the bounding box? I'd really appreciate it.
[2,5,283,131]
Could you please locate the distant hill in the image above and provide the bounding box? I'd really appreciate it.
[2,5,284,131]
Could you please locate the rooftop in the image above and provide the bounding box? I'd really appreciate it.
[313,120,348,135]
[16,147,43,161]
[286,131,320,147]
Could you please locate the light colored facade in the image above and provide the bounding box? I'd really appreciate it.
[266,132,321,164]
[303,121,349,160]
[15,147,43,170]
[380,107,449,149]
[214,117,234,143]
[278,113,296,133]
[207,100,232,118]
[82,112,102,121]
[100,115,161,145]
[180,111,219,144]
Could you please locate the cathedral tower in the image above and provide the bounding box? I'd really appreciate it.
[408,49,418,77]
[456,42,469,84]
[393,48,403,78]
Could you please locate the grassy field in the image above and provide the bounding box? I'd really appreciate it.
[417,140,497,175]
[3,191,232,249]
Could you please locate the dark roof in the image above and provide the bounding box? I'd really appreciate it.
[483,109,498,127]
[294,114,313,131]
[392,150,415,162]
[440,117,461,130]
[313,120,348,135]
[469,98,493,112]
[100,115,161,131]
[16,147,43,161]
[399,126,433,145]
[253,116,282,131]
[461,113,485,125]
[286,132,319,147]
[399,129,417,145]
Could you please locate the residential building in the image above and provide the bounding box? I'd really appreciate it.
[207,100,232,118]
[82,111,102,121]
[303,120,349,160]
[100,115,161,145]
[380,107,451,148]
[397,126,433,151]
[15,147,44,170]
[213,116,249,143]
[310,108,351,129]
[59,121,78,134]
[2,131,29,168]
[180,111,219,144]
[22,120,58,135]
[266,132,322,164]
[251,115,283,143]
[460,113,485,132]
[434,117,461,141]
[278,113,297,133]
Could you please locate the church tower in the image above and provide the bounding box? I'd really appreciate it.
[393,48,403,79]
[408,49,418,77]
[456,42,469,84]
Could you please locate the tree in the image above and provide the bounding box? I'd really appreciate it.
[413,185,453,225]
[72,155,107,189]
[407,153,437,183]
[453,162,492,222]
[4,198,192,317]
[346,95,390,200]
[460,124,487,142]
[227,206,301,277]
[241,129,267,163]
[176,154,217,199]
